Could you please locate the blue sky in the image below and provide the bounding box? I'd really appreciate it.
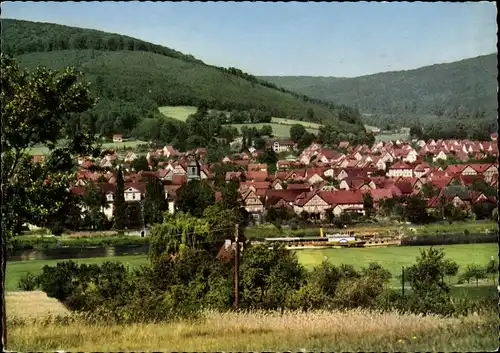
[2,1,497,77]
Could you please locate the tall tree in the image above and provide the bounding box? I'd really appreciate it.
[362,192,374,217]
[1,55,100,348]
[130,155,150,172]
[113,166,127,230]
[143,177,166,226]
[175,180,216,217]
[149,213,211,263]
[82,182,109,230]
[290,124,306,143]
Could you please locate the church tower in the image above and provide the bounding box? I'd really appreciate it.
[187,153,201,181]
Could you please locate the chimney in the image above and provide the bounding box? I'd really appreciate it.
[225,239,232,250]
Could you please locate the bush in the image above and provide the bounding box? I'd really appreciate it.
[333,276,385,309]
[17,272,39,291]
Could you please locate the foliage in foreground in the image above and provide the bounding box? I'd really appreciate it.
[30,245,497,324]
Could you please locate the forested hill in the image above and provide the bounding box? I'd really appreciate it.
[2,18,368,143]
[260,54,498,136]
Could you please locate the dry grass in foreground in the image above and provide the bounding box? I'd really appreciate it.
[5,291,69,318]
[7,308,498,351]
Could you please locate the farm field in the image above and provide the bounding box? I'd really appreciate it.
[375,132,410,142]
[229,123,319,139]
[28,140,147,155]
[158,105,323,138]
[295,243,497,286]
[271,117,323,129]
[6,255,148,291]
[6,243,497,291]
[158,105,198,121]
[5,301,498,351]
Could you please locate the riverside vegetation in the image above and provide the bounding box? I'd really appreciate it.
[10,238,499,351]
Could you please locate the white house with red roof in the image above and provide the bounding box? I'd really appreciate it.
[387,161,414,178]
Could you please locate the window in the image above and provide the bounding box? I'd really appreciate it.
[132,193,136,200]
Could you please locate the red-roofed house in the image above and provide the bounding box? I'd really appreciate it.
[246,171,268,182]
[387,161,413,178]
[299,190,365,218]
[242,189,265,218]
[367,188,393,208]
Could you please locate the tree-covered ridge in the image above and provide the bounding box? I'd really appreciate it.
[260,53,498,130]
[1,18,203,63]
[2,18,365,129]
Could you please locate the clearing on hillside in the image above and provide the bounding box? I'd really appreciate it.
[158,106,198,121]
[229,123,319,139]
[271,117,323,129]
[375,133,410,142]
[28,140,147,155]
[158,106,324,138]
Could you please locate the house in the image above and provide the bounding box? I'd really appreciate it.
[246,171,268,182]
[306,168,325,184]
[163,145,179,158]
[267,139,298,153]
[367,189,393,208]
[482,165,498,182]
[248,163,268,172]
[242,189,265,219]
[124,182,146,202]
[226,171,244,182]
[112,134,123,143]
[124,152,138,163]
[32,155,46,164]
[432,150,448,162]
[316,149,344,164]
[266,189,305,209]
[320,190,365,217]
[402,149,418,163]
[387,161,413,178]
[460,165,478,176]
[338,141,350,149]
[298,190,365,219]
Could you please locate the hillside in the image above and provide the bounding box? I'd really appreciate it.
[2,19,369,146]
[260,54,498,138]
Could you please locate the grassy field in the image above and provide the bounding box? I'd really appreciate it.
[294,243,497,286]
[347,220,498,237]
[7,243,497,291]
[6,255,147,292]
[271,117,323,129]
[6,291,69,318]
[158,105,323,138]
[375,133,410,142]
[158,105,198,121]
[5,300,498,351]
[229,123,319,139]
[28,140,147,155]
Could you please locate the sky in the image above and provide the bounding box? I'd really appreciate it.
[2,1,497,77]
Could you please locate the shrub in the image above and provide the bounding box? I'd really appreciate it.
[333,276,385,309]
[458,264,487,287]
[17,272,39,291]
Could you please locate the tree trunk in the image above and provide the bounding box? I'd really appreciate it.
[1,235,7,349]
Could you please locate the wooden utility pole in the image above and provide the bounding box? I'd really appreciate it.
[401,266,405,297]
[234,224,240,310]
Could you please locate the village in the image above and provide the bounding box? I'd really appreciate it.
[32,132,498,227]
